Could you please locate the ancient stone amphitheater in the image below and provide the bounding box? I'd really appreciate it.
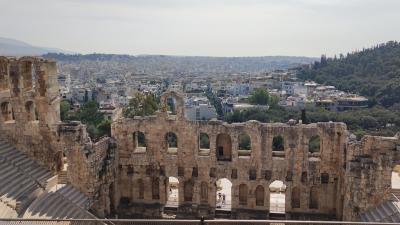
[1,56,400,224]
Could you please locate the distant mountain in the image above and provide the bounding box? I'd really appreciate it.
[44,53,317,73]
[298,41,400,107]
[0,37,73,56]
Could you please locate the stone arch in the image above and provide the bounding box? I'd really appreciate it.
[166,132,178,154]
[309,135,321,153]
[1,102,13,121]
[166,176,179,207]
[152,178,160,200]
[238,132,251,157]
[269,180,286,213]
[291,186,300,208]
[200,181,208,204]
[216,133,232,161]
[184,180,193,202]
[0,57,9,91]
[255,185,265,206]
[309,186,319,209]
[133,131,146,152]
[137,179,144,199]
[321,172,329,184]
[272,135,284,151]
[19,58,34,91]
[239,184,248,206]
[199,132,210,149]
[216,178,232,210]
[25,101,38,121]
[160,90,184,117]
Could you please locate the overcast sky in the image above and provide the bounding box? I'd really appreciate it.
[1,0,399,57]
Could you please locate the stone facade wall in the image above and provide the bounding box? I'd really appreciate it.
[57,121,116,218]
[111,91,349,219]
[0,56,61,172]
[342,135,400,220]
[1,57,400,221]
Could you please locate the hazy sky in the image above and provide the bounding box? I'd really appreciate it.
[1,0,400,57]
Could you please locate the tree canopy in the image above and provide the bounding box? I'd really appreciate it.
[298,41,400,107]
[123,92,159,118]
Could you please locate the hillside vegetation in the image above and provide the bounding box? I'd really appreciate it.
[298,41,400,107]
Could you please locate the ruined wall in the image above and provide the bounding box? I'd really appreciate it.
[0,56,61,172]
[342,135,400,221]
[57,121,117,218]
[111,91,348,219]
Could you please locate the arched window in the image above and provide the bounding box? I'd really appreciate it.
[238,133,251,157]
[1,102,13,121]
[255,185,265,206]
[272,136,284,151]
[133,131,146,152]
[291,187,300,208]
[166,97,176,115]
[200,182,208,203]
[138,179,144,199]
[239,184,248,205]
[21,61,33,91]
[0,60,8,91]
[309,186,319,209]
[152,178,160,200]
[321,173,329,184]
[184,180,193,202]
[25,101,37,121]
[216,133,232,161]
[166,132,178,148]
[199,133,210,149]
[309,135,321,153]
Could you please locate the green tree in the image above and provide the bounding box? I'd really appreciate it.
[123,93,159,118]
[77,101,104,125]
[248,88,270,105]
[97,120,112,137]
[60,100,71,121]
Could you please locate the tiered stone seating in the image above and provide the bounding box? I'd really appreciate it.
[360,200,400,222]
[23,185,95,219]
[0,140,96,220]
[0,141,52,214]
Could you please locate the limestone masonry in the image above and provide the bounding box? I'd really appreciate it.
[0,57,399,221]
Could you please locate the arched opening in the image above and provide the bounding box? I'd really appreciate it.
[199,133,210,156]
[0,60,8,91]
[255,185,265,206]
[133,131,146,153]
[1,102,13,121]
[21,60,33,91]
[239,184,248,206]
[216,133,232,161]
[152,178,160,200]
[269,180,286,214]
[200,182,208,204]
[392,165,400,190]
[167,97,176,115]
[137,179,144,200]
[309,135,321,153]
[166,132,178,154]
[216,178,232,210]
[291,186,300,208]
[166,176,179,207]
[309,186,319,209]
[25,101,38,121]
[238,133,251,157]
[272,136,284,151]
[321,173,329,184]
[184,180,193,202]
